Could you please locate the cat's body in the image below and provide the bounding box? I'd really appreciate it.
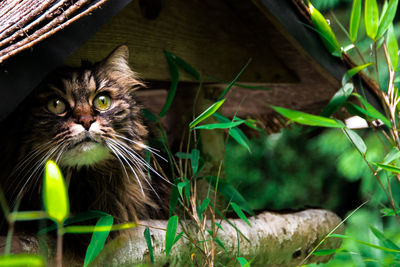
[0,46,169,240]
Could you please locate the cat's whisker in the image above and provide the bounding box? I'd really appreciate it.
[113,133,168,162]
[10,141,53,177]
[105,140,145,197]
[12,143,61,207]
[109,137,171,185]
[106,138,161,199]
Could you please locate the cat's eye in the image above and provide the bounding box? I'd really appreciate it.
[93,94,112,111]
[47,98,67,115]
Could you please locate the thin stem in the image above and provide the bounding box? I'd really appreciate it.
[4,221,14,255]
[56,227,63,267]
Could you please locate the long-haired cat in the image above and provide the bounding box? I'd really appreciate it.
[0,45,169,242]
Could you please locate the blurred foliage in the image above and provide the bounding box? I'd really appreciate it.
[310,0,352,12]
[225,128,400,215]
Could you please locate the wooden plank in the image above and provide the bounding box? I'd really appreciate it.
[65,0,299,83]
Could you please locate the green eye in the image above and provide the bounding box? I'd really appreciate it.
[93,94,112,111]
[47,98,67,115]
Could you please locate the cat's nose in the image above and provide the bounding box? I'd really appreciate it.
[77,115,95,130]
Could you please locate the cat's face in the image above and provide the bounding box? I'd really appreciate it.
[24,45,147,168]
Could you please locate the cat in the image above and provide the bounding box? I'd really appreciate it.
[0,45,169,239]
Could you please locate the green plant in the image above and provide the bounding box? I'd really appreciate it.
[272,0,400,265]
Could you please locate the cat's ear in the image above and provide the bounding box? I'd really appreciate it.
[101,45,144,90]
[102,45,131,73]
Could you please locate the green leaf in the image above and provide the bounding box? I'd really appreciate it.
[344,103,369,119]
[171,52,200,80]
[219,59,252,100]
[169,180,180,217]
[43,160,69,225]
[205,176,254,215]
[330,234,400,253]
[380,208,400,216]
[313,249,338,256]
[370,226,400,251]
[349,0,362,42]
[189,99,225,129]
[373,162,400,174]
[383,147,400,165]
[159,50,179,118]
[231,202,251,227]
[144,227,154,263]
[309,2,341,55]
[177,178,190,200]
[272,106,344,128]
[190,149,200,175]
[197,198,211,220]
[142,109,157,122]
[84,215,114,267]
[387,24,399,71]
[320,83,354,117]
[353,93,392,127]
[344,63,374,83]
[365,0,379,40]
[0,254,45,267]
[237,257,249,267]
[195,120,245,130]
[343,128,367,155]
[229,128,251,152]
[215,222,224,231]
[215,237,226,251]
[64,222,136,233]
[165,215,179,257]
[377,0,398,38]
[9,211,48,222]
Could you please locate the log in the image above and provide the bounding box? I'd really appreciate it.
[93,209,343,266]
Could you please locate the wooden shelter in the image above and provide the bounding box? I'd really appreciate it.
[0,0,347,129]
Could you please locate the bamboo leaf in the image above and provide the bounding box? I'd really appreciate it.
[215,237,226,251]
[330,234,400,252]
[343,128,367,155]
[165,215,179,257]
[189,99,225,128]
[309,2,341,55]
[64,222,136,233]
[205,176,254,215]
[373,162,400,174]
[171,52,200,80]
[144,227,154,263]
[84,215,114,267]
[229,128,251,152]
[313,249,338,256]
[177,178,190,200]
[365,0,379,40]
[383,147,400,165]
[197,198,211,220]
[387,24,399,71]
[353,93,392,127]
[380,208,400,216]
[370,226,400,251]
[0,254,45,267]
[219,59,251,100]
[349,0,362,42]
[190,149,200,175]
[142,109,157,122]
[159,50,179,118]
[169,179,180,217]
[377,0,398,38]
[345,63,374,82]
[231,202,251,227]
[9,211,48,222]
[272,106,344,128]
[195,120,245,130]
[320,83,354,117]
[43,160,69,225]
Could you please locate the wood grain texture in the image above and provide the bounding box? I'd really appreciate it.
[65,0,299,83]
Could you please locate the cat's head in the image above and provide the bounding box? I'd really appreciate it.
[25,45,147,168]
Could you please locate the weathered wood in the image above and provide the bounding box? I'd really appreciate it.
[65,0,299,83]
